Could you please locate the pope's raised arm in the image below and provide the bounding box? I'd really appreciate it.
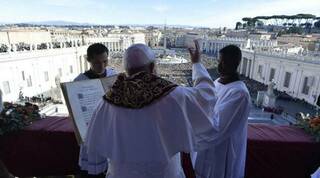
[171,40,217,152]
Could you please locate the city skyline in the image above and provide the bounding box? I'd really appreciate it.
[0,0,320,28]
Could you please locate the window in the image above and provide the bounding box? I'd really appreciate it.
[70,65,73,74]
[44,71,49,82]
[258,65,263,73]
[257,65,263,78]
[2,81,11,94]
[302,77,310,95]
[283,72,291,88]
[58,68,62,77]
[27,75,32,87]
[269,68,275,82]
[21,71,25,80]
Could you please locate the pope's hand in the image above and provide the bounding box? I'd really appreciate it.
[188,40,201,63]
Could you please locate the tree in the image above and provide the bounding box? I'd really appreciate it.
[242,17,251,24]
[235,22,242,30]
[288,27,303,34]
[296,14,316,26]
[282,15,290,24]
[305,22,312,34]
[270,15,282,26]
[242,17,250,29]
[240,14,317,31]
[242,17,256,29]
[242,23,247,29]
[315,20,320,29]
[256,20,264,28]
[37,43,48,50]
[0,44,8,53]
[254,16,269,26]
[287,15,296,26]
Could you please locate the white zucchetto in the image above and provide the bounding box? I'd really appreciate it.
[123,44,156,69]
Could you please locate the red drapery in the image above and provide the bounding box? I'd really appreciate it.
[0,117,319,178]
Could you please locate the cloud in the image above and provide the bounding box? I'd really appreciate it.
[152,5,170,13]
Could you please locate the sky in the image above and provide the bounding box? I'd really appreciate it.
[0,0,319,28]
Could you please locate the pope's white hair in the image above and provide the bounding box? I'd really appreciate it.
[123,43,156,70]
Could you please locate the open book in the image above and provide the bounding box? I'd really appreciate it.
[61,75,118,144]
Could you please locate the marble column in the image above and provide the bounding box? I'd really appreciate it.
[246,59,250,77]
[239,58,244,75]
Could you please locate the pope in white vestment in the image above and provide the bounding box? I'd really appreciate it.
[79,42,217,178]
[194,45,251,178]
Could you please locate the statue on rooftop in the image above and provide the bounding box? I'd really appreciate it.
[263,80,277,108]
[267,80,276,97]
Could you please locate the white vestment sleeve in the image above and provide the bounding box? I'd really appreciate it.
[172,63,218,151]
[79,100,109,175]
[192,63,214,87]
[173,63,250,151]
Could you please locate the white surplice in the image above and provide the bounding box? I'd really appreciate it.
[195,79,251,178]
[74,67,117,81]
[74,67,117,175]
[79,63,217,178]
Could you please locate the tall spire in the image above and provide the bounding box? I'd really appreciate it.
[164,19,167,49]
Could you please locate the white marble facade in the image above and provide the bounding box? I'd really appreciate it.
[200,37,277,56]
[200,37,320,106]
[0,34,146,102]
[240,49,320,106]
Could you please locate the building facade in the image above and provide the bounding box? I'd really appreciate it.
[240,49,320,106]
[144,30,162,48]
[200,37,277,56]
[277,34,318,50]
[200,36,320,106]
[0,47,84,102]
[0,33,146,102]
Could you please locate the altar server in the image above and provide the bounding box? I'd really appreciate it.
[195,45,251,178]
[74,43,116,81]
